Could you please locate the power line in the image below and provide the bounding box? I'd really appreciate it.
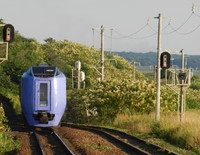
[112,24,148,39]
[162,11,200,35]
[105,12,196,40]
[169,23,200,35]
[93,4,200,50]
[162,13,194,35]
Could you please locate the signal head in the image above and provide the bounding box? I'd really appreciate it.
[160,51,171,69]
[3,24,14,43]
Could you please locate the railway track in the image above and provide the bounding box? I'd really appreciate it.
[62,123,179,155]
[32,127,75,155]
[9,115,178,154]
[10,123,76,155]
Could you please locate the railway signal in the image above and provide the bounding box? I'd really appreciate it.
[160,51,171,69]
[3,24,14,43]
[80,71,85,82]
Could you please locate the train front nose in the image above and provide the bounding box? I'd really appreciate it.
[33,112,55,124]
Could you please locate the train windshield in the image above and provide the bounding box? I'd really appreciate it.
[32,67,56,77]
[40,83,48,106]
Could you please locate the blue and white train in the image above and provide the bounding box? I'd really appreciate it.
[21,64,66,127]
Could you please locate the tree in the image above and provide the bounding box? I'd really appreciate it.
[44,37,56,43]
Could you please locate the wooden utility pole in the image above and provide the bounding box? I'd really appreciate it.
[131,61,140,81]
[180,49,185,123]
[92,25,113,82]
[100,25,105,81]
[155,13,162,121]
[154,65,157,83]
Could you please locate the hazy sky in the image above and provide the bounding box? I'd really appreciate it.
[1,0,200,55]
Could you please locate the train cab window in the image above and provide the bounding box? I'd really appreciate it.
[40,83,48,106]
[32,67,56,77]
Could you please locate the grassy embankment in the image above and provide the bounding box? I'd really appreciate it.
[113,108,200,154]
[111,75,200,154]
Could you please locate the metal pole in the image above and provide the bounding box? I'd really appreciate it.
[155,13,162,121]
[72,69,74,89]
[100,25,105,82]
[78,68,80,89]
[181,49,184,71]
[6,42,8,60]
[180,86,184,123]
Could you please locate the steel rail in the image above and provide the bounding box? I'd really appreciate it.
[62,123,150,155]
[62,123,179,155]
[85,125,178,155]
[52,131,75,155]
[33,132,46,155]
[34,128,75,155]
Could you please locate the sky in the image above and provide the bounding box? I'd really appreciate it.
[1,0,200,55]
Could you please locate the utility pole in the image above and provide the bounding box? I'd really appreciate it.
[131,61,140,81]
[180,49,185,123]
[100,25,105,82]
[92,25,113,82]
[154,65,157,83]
[155,13,162,121]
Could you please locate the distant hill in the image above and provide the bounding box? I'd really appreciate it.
[110,51,200,69]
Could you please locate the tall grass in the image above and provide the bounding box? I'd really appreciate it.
[113,110,200,153]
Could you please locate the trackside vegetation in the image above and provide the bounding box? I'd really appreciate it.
[0,20,200,153]
[0,106,20,153]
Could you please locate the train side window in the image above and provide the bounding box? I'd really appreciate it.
[40,83,48,106]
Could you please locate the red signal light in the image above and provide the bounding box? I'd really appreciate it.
[160,52,171,69]
[3,24,14,43]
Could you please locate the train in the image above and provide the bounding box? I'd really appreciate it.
[21,63,66,127]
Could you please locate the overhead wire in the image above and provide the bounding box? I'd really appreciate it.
[169,24,200,35]
[93,5,200,50]
[112,24,148,39]
[92,29,102,49]
[108,18,159,40]
[162,13,194,35]
[162,11,200,35]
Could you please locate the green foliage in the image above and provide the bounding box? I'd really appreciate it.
[0,106,19,153]
[1,41,44,83]
[44,37,56,43]
[65,90,88,124]
[190,75,200,90]
[88,80,177,122]
[186,89,200,109]
[66,79,177,123]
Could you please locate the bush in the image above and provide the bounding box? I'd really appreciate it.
[66,79,178,123]
[190,76,200,90]
[186,89,200,109]
[0,106,19,153]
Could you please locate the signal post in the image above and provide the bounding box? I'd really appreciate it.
[0,24,14,64]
